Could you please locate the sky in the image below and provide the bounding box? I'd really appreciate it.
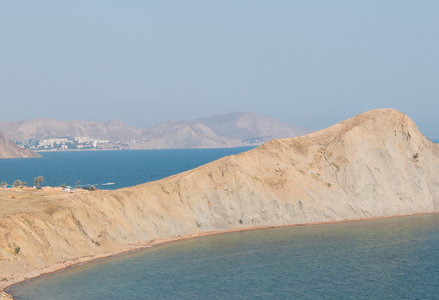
[1,1,438,138]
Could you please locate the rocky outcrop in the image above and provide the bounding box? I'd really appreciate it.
[1,109,438,284]
[0,132,40,159]
[0,291,13,300]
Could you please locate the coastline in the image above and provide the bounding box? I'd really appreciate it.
[35,145,257,153]
[2,211,437,298]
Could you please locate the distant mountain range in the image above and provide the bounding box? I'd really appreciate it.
[136,112,312,149]
[0,119,143,142]
[0,112,312,150]
[0,132,41,159]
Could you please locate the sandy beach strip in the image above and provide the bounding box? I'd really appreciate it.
[1,211,437,298]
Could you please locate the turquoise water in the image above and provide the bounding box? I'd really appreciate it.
[0,147,254,190]
[8,214,439,299]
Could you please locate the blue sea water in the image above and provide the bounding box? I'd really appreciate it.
[0,147,254,190]
[7,214,439,299]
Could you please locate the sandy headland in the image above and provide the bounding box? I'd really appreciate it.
[1,109,439,295]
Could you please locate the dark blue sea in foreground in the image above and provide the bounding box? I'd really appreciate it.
[8,214,439,299]
[0,147,254,190]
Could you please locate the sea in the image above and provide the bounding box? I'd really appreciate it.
[3,148,439,299]
[0,147,254,190]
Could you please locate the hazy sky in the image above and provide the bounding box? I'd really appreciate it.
[1,1,438,138]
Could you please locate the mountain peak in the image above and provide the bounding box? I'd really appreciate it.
[301,108,423,146]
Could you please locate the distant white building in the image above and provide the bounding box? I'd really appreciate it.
[38,138,70,147]
[74,137,90,144]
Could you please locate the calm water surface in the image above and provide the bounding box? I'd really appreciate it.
[8,214,439,299]
[0,147,254,190]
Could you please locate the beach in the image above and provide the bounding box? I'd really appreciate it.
[2,211,436,298]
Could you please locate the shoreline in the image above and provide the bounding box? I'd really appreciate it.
[2,211,437,297]
[35,145,257,153]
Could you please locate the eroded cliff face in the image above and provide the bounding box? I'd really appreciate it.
[1,109,438,281]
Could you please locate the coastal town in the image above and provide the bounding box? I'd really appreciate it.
[12,136,141,151]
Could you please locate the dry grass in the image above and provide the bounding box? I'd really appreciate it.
[0,187,87,216]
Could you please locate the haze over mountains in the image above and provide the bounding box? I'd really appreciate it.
[0,119,143,142]
[0,112,312,150]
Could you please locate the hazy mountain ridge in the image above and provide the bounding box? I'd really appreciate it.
[197,112,310,140]
[0,119,144,142]
[1,109,438,286]
[0,132,40,159]
[0,113,312,149]
[138,120,242,149]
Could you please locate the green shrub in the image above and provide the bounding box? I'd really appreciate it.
[13,179,23,187]
[34,176,44,189]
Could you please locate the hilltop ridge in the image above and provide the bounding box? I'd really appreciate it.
[1,109,438,289]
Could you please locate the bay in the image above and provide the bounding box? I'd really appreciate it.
[8,214,439,299]
[0,147,254,190]
[3,147,439,299]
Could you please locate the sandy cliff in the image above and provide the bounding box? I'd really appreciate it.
[1,109,438,288]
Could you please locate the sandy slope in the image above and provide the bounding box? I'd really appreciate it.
[0,132,40,159]
[1,109,438,290]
